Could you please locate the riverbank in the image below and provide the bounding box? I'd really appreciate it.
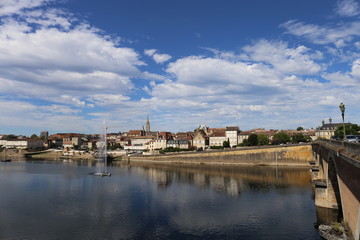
[128,144,313,166]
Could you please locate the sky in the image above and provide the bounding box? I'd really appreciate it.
[0,0,360,135]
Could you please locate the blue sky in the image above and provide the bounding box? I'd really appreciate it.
[0,0,359,135]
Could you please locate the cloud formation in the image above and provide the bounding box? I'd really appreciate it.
[144,49,172,64]
[334,0,360,17]
[1,0,360,135]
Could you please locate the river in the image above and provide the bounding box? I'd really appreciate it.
[0,160,331,239]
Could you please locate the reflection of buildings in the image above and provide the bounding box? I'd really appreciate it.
[140,166,244,197]
[147,168,170,187]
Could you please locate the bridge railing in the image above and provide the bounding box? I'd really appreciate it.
[320,139,360,158]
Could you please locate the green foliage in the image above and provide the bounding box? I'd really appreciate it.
[160,147,192,153]
[241,139,249,146]
[258,134,269,145]
[210,146,224,149]
[248,134,258,146]
[334,124,360,139]
[108,143,122,151]
[30,134,38,139]
[291,133,309,143]
[272,131,291,144]
[296,127,304,131]
[5,134,17,140]
[222,139,230,148]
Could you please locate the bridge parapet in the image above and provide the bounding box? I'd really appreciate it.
[321,139,360,159]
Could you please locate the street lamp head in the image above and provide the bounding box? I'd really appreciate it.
[339,102,345,114]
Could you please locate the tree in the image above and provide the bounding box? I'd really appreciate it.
[291,133,308,143]
[5,134,17,140]
[223,139,230,148]
[258,134,269,145]
[241,139,249,146]
[334,124,360,139]
[272,131,291,144]
[248,134,258,146]
[296,127,304,131]
[30,134,38,139]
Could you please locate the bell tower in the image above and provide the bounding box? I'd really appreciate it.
[146,116,150,132]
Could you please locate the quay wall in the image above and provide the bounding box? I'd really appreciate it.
[129,145,313,166]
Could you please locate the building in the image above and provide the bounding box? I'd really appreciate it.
[193,131,209,149]
[3,139,44,149]
[145,116,150,132]
[315,119,342,139]
[166,139,190,149]
[209,130,227,147]
[126,130,145,137]
[40,131,49,139]
[124,136,154,150]
[225,127,240,147]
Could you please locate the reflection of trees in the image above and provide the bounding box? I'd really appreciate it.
[134,164,311,197]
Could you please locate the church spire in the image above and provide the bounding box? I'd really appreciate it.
[146,116,150,132]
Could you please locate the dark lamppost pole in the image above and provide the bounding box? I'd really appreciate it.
[339,103,346,140]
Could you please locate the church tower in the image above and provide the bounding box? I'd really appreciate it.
[146,116,150,132]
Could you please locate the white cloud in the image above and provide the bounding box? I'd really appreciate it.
[280,20,360,47]
[86,94,130,106]
[334,0,360,17]
[144,49,157,56]
[242,40,322,75]
[0,5,146,104]
[0,0,51,16]
[144,48,172,64]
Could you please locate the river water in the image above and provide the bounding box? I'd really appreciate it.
[0,160,325,239]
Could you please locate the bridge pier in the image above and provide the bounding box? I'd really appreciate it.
[311,148,341,210]
[312,141,360,240]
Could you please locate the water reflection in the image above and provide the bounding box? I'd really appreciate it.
[0,161,321,240]
[127,164,312,197]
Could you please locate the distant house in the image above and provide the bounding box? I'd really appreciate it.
[124,136,155,150]
[4,139,44,149]
[315,120,342,139]
[174,132,194,146]
[209,130,227,147]
[226,127,240,147]
[193,131,209,149]
[61,133,82,149]
[126,130,145,137]
[166,139,190,149]
[238,131,251,144]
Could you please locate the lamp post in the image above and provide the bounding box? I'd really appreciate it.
[339,103,346,139]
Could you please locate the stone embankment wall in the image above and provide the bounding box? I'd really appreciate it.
[25,150,94,160]
[129,145,313,166]
[0,149,26,160]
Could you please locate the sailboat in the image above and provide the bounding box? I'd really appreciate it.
[94,123,111,177]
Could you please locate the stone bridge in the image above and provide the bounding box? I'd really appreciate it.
[312,140,360,240]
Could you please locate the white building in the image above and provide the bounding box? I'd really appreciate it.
[124,136,154,150]
[209,132,227,147]
[226,127,239,147]
[3,139,44,149]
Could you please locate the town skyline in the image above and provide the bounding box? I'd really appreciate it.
[1,0,360,135]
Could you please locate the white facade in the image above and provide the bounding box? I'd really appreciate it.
[226,128,239,147]
[209,136,227,146]
[153,139,167,150]
[3,139,44,149]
